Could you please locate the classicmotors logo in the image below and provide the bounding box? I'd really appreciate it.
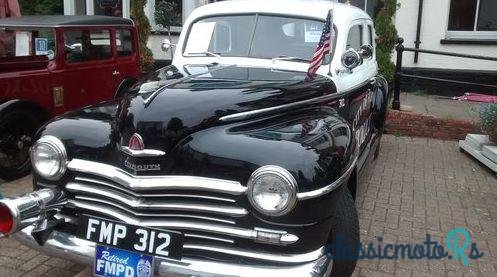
[328,228,484,266]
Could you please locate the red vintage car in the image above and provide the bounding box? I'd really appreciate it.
[0,15,141,180]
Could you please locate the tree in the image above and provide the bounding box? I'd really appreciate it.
[131,0,154,73]
[374,0,399,83]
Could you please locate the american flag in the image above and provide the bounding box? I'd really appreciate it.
[306,10,333,81]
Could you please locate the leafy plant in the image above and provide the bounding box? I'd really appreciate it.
[131,0,154,73]
[374,0,399,83]
[155,0,182,30]
[479,103,497,143]
[19,0,63,15]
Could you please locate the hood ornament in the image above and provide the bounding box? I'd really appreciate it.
[129,133,144,150]
[121,133,166,157]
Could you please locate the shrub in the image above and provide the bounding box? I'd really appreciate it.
[131,0,154,73]
[480,103,497,143]
[374,0,399,83]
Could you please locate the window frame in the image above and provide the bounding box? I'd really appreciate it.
[445,0,497,40]
[181,13,338,65]
[62,28,114,65]
[115,28,136,58]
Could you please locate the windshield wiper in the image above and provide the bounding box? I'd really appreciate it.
[272,56,310,63]
[186,51,221,59]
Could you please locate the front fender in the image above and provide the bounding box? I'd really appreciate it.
[170,106,355,223]
[0,99,49,123]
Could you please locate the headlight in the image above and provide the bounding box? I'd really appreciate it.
[30,136,67,180]
[247,165,297,216]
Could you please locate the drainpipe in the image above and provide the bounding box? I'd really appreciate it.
[414,0,424,63]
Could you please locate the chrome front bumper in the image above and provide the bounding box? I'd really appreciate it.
[15,226,332,277]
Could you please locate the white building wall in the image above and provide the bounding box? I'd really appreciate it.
[395,0,497,71]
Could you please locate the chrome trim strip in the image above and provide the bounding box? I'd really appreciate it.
[296,157,357,200]
[15,226,332,275]
[67,159,247,195]
[64,200,236,225]
[68,200,299,244]
[74,176,236,203]
[183,244,325,264]
[66,183,247,217]
[120,146,166,157]
[219,79,372,122]
[184,234,234,244]
[68,199,255,239]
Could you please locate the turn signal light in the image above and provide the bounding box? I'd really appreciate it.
[0,203,13,234]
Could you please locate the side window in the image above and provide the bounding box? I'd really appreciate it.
[346,24,363,51]
[116,29,135,57]
[64,30,112,63]
[368,25,374,46]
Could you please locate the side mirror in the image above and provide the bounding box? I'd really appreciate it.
[359,45,374,59]
[161,38,176,52]
[341,48,362,70]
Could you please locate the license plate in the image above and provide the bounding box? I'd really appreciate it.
[78,215,183,260]
[94,245,154,277]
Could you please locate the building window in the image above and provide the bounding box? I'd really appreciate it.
[155,0,182,27]
[448,0,497,31]
[75,1,87,15]
[447,0,497,40]
[94,0,123,17]
[339,0,380,17]
[19,0,64,15]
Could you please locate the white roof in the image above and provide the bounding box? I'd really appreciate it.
[188,0,371,25]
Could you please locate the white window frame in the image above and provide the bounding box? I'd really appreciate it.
[445,0,497,40]
[64,0,130,18]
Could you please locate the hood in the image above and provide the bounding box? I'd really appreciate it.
[117,64,336,153]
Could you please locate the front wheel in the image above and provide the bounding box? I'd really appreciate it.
[0,110,40,181]
[327,187,360,277]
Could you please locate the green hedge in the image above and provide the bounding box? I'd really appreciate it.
[374,0,399,83]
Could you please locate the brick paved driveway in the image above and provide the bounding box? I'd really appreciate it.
[0,135,496,277]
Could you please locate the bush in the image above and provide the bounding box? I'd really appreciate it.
[374,0,399,83]
[480,103,497,143]
[131,0,154,73]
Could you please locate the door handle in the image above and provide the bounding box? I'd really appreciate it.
[112,70,120,76]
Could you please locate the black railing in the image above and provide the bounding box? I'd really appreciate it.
[392,37,497,110]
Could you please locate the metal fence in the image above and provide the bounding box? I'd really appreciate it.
[392,38,497,110]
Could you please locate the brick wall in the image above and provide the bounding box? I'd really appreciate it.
[385,110,480,140]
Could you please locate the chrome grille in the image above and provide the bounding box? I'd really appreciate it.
[62,159,300,261]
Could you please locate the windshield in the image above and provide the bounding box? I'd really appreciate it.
[0,28,56,60]
[183,15,333,63]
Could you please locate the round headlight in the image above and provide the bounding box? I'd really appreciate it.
[247,165,297,216]
[30,136,67,180]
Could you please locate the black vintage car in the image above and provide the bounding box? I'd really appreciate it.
[0,1,388,276]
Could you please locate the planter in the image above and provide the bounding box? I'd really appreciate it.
[459,134,497,175]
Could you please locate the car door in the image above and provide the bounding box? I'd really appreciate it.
[114,28,140,90]
[60,28,118,111]
[341,20,377,159]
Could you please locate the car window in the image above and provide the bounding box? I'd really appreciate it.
[185,15,255,57]
[116,29,135,57]
[368,25,373,46]
[184,15,335,64]
[346,24,363,50]
[250,15,331,63]
[64,30,112,63]
[0,28,56,60]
